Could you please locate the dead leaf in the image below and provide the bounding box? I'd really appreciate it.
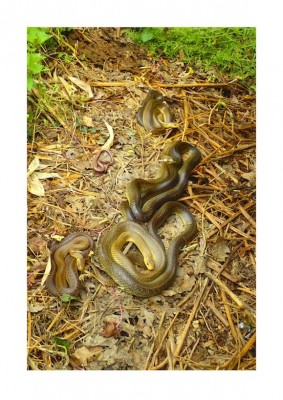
[140,308,155,326]
[59,76,76,98]
[179,276,196,293]
[162,289,177,297]
[101,120,114,150]
[27,156,62,197]
[241,171,256,186]
[35,172,61,180]
[27,171,61,197]
[101,321,120,338]
[94,89,105,99]
[71,346,103,367]
[193,255,207,275]
[211,238,231,262]
[68,76,93,98]
[27,156,40,177]
[27,173,45,196]
[27,303,45,313]
[41,256,52,287]
[29,236,48,254]
[82,115,94,127]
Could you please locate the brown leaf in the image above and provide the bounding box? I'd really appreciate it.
[193,255,207,275]
[241,171,256,186]
[82,115,94,127]
[68,76,93,98]
[179,276,196,293]
[27,173,45,196]
[101,321,120,338]
[211,238,230,262]
[29,236,48,254]
[71,346,103,367]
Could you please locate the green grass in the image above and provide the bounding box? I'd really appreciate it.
[125,27,256,85]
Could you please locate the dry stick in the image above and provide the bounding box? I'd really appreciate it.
[172,277,209,368]
[181,90,189,141]
[144,311,166,370]
[27,311,32,356]
[193,200,223,232]
[177,282,199,307]
[147,311,180,370]
[229,225,256,243]
[205,299,229,327]
[89,81,133,87]
[238,204,256,229]
[184,337,200,368]
[150,357,169,370]
[201,244,243,322]
[224,331,256,370]
[201,201,255,241]
[221,289,238,342]
[46,308,66,332]
[206,260,239,283]
[155,82,230,88]
[214,143,255,160]
[206,271,255,318]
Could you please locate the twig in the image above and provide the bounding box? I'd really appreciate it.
[144,311,166,370]
[205,299,229,327]
[224,331,256,370]
[148,311,180,370]
[221,289,238,342]
[205,271,255,318]
[172,277,209,367]
[181,90,189,141]
[154,82,230,88]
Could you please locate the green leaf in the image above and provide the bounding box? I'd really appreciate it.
[60,293,78,302]
[141,29,154,43]
[54,337,70,354]
[27,52,47,75]
[27,75,35,91]
[27,28,52,47]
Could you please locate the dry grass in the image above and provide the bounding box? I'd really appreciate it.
[27,28,256,370]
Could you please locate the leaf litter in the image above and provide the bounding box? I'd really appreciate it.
[27,28,256,370]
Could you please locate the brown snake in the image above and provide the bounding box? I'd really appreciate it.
[47,233,93,296]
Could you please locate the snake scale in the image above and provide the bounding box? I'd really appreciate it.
[46,90,201,298]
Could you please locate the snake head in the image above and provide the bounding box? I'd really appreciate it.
[69,250,86,272]
[144,257,155,271]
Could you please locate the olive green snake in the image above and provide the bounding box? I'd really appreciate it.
[46,91,201,298]
[137,90,175,134]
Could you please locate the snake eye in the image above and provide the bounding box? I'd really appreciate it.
[145,259,155,271]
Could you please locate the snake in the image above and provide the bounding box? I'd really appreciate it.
[47,233,93,296]
[98,201,197,297]
[122,141,201,222]
[137,90,174,134]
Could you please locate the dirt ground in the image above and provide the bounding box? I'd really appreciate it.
[27,28,256,370]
